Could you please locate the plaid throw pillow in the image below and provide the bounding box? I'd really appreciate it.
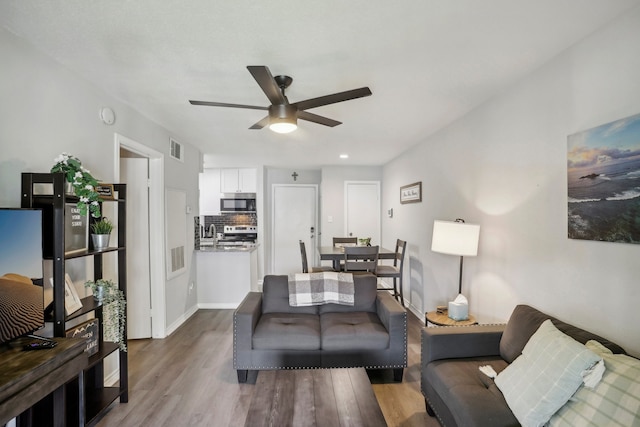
[495,319,601,427]
[549,340,640,427]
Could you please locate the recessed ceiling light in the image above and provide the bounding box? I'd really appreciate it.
[340,154,349,159]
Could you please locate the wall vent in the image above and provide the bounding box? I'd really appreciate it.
[170,246,185,273]
[170,138,184,162]
[166,189,187,279]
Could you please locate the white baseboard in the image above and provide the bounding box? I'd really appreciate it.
[405,302,424,324]
[197,302,239,309]
[165,304,199,336]
[104,368,120,387]
[376,279,424,324]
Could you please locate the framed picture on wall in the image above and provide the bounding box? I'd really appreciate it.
[400,182,422,204]
[567,112,640,244]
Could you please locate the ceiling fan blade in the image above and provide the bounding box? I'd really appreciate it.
[293,87,372,111]
[249,116,270,130]
[247,66,286,105]
[298,110,342,127]
[189,100,268,111]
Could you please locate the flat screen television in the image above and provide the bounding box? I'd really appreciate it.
[0,208,45,345]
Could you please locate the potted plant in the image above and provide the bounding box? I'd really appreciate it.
[51,152,101,218]
[91,217,113,250]
[358,237,372,246]
[85,279,127,352]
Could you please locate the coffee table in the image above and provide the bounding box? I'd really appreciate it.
[244,368,387,426]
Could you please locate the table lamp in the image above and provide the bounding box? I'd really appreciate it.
[431,219,480,320]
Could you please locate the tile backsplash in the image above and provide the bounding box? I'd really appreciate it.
[195,213,257,247]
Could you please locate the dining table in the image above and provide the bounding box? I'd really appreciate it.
[318,246,395,271]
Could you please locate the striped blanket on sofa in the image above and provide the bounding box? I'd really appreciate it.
[288,272,354,306]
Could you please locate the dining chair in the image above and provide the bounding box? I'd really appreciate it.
[343,245,379,274]
[332,237,358,270]
[300,240,334,273]
[332,237,358,247]
[376,239,407,306]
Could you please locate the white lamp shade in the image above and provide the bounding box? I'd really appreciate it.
[431,220,480,256]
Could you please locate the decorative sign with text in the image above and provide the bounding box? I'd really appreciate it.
[66,318,99,356]
[96,184,115,200]
[64,203,88,254]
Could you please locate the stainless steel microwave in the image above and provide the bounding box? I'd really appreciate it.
[220,197,256,212]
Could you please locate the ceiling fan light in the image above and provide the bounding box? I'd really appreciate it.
[268,104,298,133]
[269,121,297,133]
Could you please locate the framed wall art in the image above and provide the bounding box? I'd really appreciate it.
[400,182,422,204]
[50,273,83,315]
[567,112,640,244]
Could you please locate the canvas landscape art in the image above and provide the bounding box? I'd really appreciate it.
[567,113,640,244]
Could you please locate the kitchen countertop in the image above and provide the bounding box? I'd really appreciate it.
[197,244,258,253]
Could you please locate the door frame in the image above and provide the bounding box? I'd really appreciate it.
[114,133,167,339]
[270,184,319,274]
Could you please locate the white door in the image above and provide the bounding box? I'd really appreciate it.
[272,185,318,275]
[345,181,381,245]
[120,157,152,339]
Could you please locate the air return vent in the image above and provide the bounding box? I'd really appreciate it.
[170,246,185,273]
[170,138,184,162]
[166,189,187,279]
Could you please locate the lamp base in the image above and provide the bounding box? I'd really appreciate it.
[448,293,469,321]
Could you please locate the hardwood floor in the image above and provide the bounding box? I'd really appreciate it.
[96,309,440,427]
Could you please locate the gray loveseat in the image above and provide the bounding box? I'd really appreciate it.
[421,304,627,427]
[233,274,407,383]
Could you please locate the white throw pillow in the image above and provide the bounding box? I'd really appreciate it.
[495,319,601,427]
[549,340,640,427]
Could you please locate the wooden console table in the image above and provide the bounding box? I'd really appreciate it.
[0,338,87,426]
[245,368,387,426]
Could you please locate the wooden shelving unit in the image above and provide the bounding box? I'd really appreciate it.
[21,172,128,426]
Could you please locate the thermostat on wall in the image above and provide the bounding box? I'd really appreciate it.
[99,107,115,125]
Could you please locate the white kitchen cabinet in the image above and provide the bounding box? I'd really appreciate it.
[220,168,257,193]
[196,247,258,308]
[199,168,221,215]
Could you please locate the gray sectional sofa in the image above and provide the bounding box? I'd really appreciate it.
[421,304,628,427]
[233,274,407,383]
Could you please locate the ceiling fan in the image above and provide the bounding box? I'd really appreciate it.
[189,66,372,133]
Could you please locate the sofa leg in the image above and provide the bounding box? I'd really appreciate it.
[425,399,435,417]
[237,369,248,383]
[393,368,404,382]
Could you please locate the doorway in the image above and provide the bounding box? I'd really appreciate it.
[272,184,318,275]
[344,181,381,245]
[114,133,166,339]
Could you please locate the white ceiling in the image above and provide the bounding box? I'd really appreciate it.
[1,1,639,168]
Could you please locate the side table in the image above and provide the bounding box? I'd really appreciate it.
[425,311,477,326]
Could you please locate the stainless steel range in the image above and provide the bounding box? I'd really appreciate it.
[219,225,257,246]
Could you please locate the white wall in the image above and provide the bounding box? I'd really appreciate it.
[383,7,640,356]
[0,26,201,336]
